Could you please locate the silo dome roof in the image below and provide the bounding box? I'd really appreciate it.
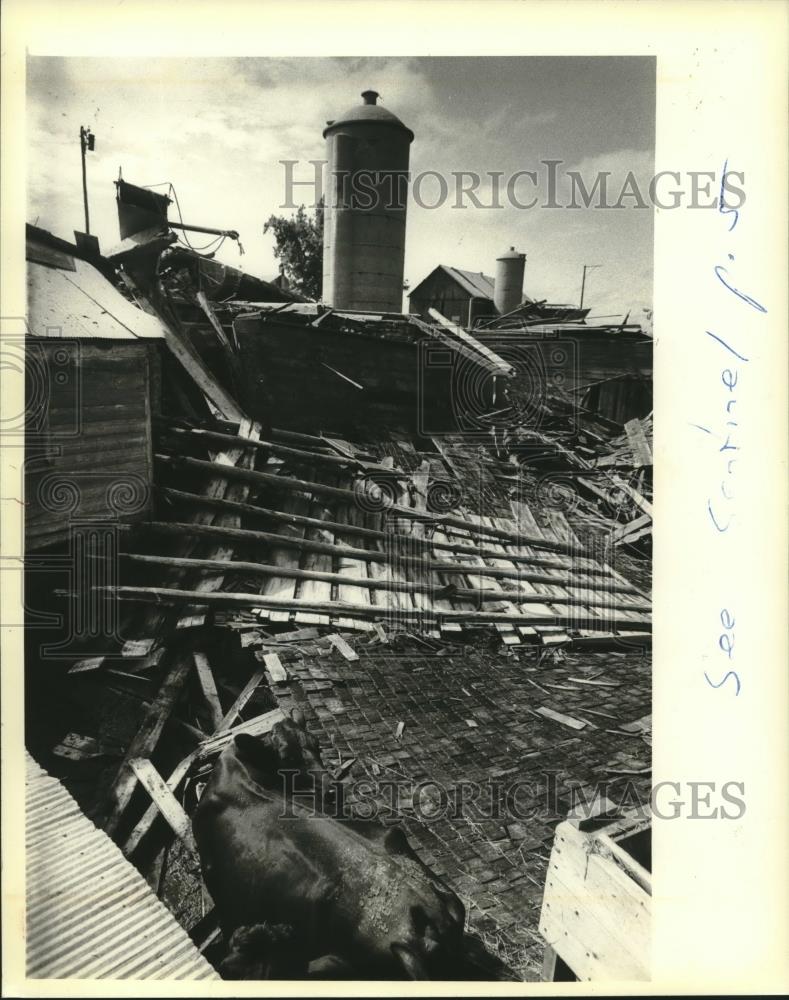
[323,90,414,141]
[497,247,526,261]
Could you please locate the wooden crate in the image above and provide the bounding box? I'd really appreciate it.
[539,810,651,981]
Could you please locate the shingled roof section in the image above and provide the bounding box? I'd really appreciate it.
[439,265,496,300]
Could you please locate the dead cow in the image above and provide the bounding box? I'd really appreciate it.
[193,710,515,980]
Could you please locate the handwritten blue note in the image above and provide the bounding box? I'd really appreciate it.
[694,161,768,697]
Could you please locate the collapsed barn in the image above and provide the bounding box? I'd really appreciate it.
[24,90,653,983]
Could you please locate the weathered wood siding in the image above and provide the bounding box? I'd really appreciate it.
[476,328,652,389]
[234,318,495,434]
[25,340,157,551]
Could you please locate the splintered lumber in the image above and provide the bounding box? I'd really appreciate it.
[296,500,334,625]
[163,426,398,476]
[123,749,199,856]
[478,513,523,646]
[624,418,653,467]
[451,510,519,647]
[406,461,441,639]
[128,757,196,851]
[425,309,514,376]
[160,317,246,423]
[334,482,375,631]
[536,706,587,730]
[327,634,359,661]
[177,419,262,628]
[611,513,652,545]
[193,652,224,731]
[156,454,587,556]
[270,426,352,451]
[69,656,104,674]
[490,514,549,640]
[508,501,574,642]
[261,652,288,682]
[52,733,103,761]
[159,487,618,581]
[196,289,236,355]
[197,708,285,761]
[261,491,311,623]
[539,817,651,980]
[428,522,466,633]
[588,473,652,518]
[122,638,156,658]
[104,586,651,633]
[102,653,192,836]
[268,626,320,642]
[127,523,638,595]
[348,488,380,626]
[217,668,265,730]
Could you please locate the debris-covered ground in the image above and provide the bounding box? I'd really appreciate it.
[24,217,652,982]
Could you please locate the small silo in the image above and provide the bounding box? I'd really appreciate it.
[322,90,414,313]
[494,247,526,315]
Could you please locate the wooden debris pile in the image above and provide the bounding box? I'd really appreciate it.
[498,391,653,555]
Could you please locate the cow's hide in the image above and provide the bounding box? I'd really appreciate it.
[193,710,516,981]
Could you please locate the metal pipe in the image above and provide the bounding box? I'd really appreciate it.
[169,221,240,240]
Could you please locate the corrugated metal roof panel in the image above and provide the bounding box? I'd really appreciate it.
[25,754,219,981]
[26,256,166,340]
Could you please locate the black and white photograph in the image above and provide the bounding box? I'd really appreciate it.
[2,1,786,994]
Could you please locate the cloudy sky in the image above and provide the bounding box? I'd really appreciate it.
[27,56,655,318]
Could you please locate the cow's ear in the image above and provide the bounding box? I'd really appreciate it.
[391,943,428,980]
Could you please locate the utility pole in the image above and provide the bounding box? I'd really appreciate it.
[579,263,602,309]
[79,126,95,234]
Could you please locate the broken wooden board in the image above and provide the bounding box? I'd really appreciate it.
[52,733,105,761]
[624,418,653,467]
[611,512,651,545]
[620,714,652,734]
[128,757,196,851]
[102,653,192,837]
[326,633,359,661]
[193,652,224,731]
[217,668,266,731]
[177,418,262,628]
[261,652,288,682]
[539,817,651,980]
[197,708,285,761]
[258,490,310,624]
[123,750,199,856]
[68,656,105,674]
[536,706,587,730]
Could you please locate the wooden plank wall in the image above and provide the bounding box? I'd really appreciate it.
[25,341,156,551]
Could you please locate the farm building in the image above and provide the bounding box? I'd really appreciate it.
[409,264,499,327]
[21,86,652,985]
[24,225,164,552]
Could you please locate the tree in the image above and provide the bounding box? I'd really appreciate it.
[263,200,323,300]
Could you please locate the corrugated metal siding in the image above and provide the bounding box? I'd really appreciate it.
[25,340,155,551]
[25,754,219,981]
